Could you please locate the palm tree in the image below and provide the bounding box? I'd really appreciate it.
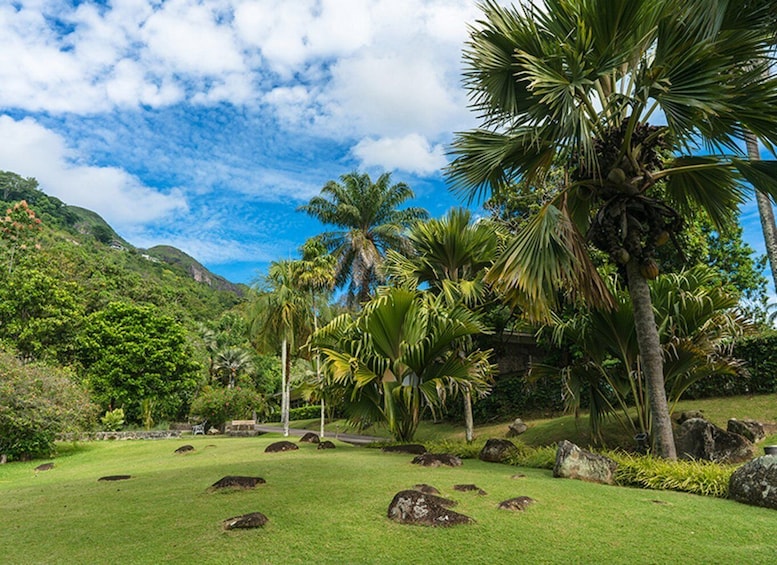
[298,171,428,308]
[213,346,254,388]
[312,288,493,442]
[249,260,313,436]
[385,208,500,440]
[447,0,777,458]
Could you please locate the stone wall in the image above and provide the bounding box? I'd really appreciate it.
[60,430,182,441]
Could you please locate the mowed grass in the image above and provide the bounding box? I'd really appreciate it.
[2,435,777,564]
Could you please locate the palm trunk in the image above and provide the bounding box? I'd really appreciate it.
[281,338,289,437]
[625,260,677,459]
[746,132,777,294]
[464,388,474,443]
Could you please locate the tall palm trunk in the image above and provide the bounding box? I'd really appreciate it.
[281,337,290,437]
[625,260,677,459]
[463,387,474,443]
[746,132,777,294]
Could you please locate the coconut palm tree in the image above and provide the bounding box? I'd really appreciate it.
[385,208,501,440]
[249,260,313,436]
[298,171,428,308]
[312,288,494,442]
[447,0,777,458]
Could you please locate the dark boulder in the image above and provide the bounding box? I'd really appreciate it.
[676,410,705,424]
[727,419,765,443]
[387,490,472,527]
[453,484,487,495]
[299,432,320,444]
[411,453,462,467]
[98,475,131,481]
[729,456,777,510]
[553,440,617,485]
[317,440,336,450]
[210,476,266,490]
[174,445,195,454]
[498,496,536,511]
[382,444,427,455]
[265,441,299,453]
[479,438,518,463]
[34,462,54,472]
[223,512,269,530]
[675,418,755,464]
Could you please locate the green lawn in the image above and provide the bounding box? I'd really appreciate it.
[2,434,777,564]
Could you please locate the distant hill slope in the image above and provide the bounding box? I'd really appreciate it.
[0,169,245,298]
[146,245,244,295]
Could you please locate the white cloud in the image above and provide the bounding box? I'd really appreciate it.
[352,134,447,175]
[0,115,188,228]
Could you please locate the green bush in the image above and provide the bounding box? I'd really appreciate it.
[609,451,735,498]
[189,386,267,429]
[100,408,125,431]
[0,350,96,461]
[265,404,323,423]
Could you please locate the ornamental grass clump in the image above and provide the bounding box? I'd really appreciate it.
[609,451,736,498]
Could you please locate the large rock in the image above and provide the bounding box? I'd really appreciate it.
[317,440,336,450]
[479,439,518,463]
[729,456,777,510]
[507,418,528,437]
[553,440,617,485]
[411,453,462,467]
[498,496,536,511]
[210,476,266,490]
[265,441,299,453]
[727,419,765,443]
[675,418,755,464]
[676,410,705,425]
[299,432,320,444]
[387,490,472,527]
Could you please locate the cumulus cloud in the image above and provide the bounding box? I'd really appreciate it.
[0,116,188,229]
[352,134,447,175]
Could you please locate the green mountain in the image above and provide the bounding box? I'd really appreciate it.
[0,170,246,304]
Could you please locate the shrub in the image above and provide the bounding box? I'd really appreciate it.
[609,451,735,498]
[0,350,96,461]
[189,386,267,429]
[264,404,324,423]
[100,408,125,431]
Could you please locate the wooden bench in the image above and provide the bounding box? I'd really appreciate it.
[228,420,258,436]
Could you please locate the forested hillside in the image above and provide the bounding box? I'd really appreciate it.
[0,170,267,445]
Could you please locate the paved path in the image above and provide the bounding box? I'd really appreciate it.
[253,425,382,445]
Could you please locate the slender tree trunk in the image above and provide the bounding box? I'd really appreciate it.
[464,388,474,443]
[746,132,777,294]
[625,260,677,459]
[282,338,289,437]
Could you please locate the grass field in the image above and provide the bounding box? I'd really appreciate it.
[2,432,777,565]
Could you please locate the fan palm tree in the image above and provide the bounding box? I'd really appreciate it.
[385,208,500,440]
[249,260,313,436]
[447,0,777,458]
[213,346,254,388]
[312,288,494,442]
[298,171,428,308]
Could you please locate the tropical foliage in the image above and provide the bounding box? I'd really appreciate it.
[312,288,494,441]
[447,0,777,458]
[298,171,428,307]
[533,266,749,444]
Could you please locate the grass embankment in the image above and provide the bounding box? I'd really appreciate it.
[1,435,776,565]
[280,393,777,448]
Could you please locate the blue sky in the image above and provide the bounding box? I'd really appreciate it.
[0,0,772,290]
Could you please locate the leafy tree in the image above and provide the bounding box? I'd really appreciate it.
[447,0,777,458]
[298,171,428,307]
[0,350,96,461]
[0,200,42,275]
[313,288,493,441]
[189,385,268,430]
[76,302,201,424]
